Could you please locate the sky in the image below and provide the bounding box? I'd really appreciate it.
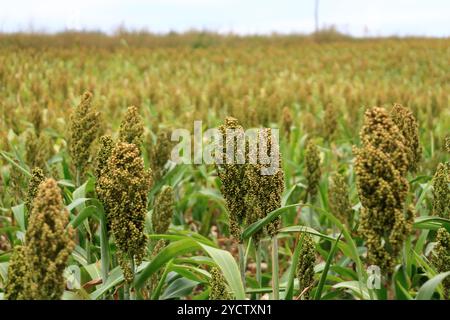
[0,0,449,37]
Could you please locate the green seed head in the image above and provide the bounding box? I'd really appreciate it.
[304,140,321,201]
[25,131,53,170]
[323,104,338,141]
[297,234,316,300]
[148,129,173,181]
[216,117,247,241]
[209,267,232,300]
[152,186,175,234]
[4,246,27,300]
[431,228,450,298]
[24,178,75,300]
[68,91,101,173]
[244,128,284,240]
[119,106,144,147]
[25,167,45,212]
[354,107,413,274]
[432,163,450,218]
[390,104,421,172]
[28,102,43,136]
[97,142,152,282]
[94,135,114,180]
[328,173,353,227]
[281,106,293,138]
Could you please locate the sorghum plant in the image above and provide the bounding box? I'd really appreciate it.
[322,104,338,142]
[152,185,175,235]
[209,267,232,300]
[97,142,152,284]
[68,91,101,184]
[24,178,75,300]
[354,107,414,275]
[244,128,284,299]
[297,234,316,300]
[94,135,114,221]
[25,131,52,171]
[119,106,144,147]
[431,228,450,299]
[216,117,247,242]
[304,139,321,202]
[24,167,45,212]
[148,129,173,181]
[28,102,43,136]
[432,163,449,218]
[4,246,27,300]
[390,104,421,172]
[328,172,353,227]
[216,117,248,285]
[281,106,293,138]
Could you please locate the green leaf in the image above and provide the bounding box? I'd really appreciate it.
[314,233,342,300]
[12,203,26,232]
[69,205,97,228]
[333,281,371,300]
[416,272,450,300]
[67,197,91,212]
[160,277,198,300]
[199,243,246,300]
[414,216,450,232]
[284,235,305,300]
[0,151,31,177]
[242,203,303,240]
[134,239,201,290]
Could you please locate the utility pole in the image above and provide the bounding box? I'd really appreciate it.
[315,0,319,33]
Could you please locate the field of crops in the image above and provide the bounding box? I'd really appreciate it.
[0,33,449,300]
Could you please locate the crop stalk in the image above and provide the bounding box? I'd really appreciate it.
[272,235,279,300]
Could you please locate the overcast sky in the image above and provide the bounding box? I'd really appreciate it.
[1,0,449,37]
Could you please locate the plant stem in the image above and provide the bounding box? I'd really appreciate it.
[256,241,262,299]
[130,258,136,300]
[124,282,130,300]
[238,242,246,288]
[76,168,81,187]
[272,235,279,300]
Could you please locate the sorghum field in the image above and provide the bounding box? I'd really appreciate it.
[0,32,449,300]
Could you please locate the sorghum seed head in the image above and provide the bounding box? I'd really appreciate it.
[28,103,43,136]
[281,106,293,138]
[431,228,450,298]
[119,106,144,147]
[25,167,45,212]
[323,104,338,141]
[216,117,247,241]
[148,129,173,181]
[94,135,114,180]
[304,140,321,201]
[390,104,421,172]
[432,163,450,218]
[4,246,27,300]
[354,107,413,274]
[25,131,52,170]
[297,234,316,300]
[97,142,152,282]
[152,186,175,234]
[24,178,75,300]
[209,267,232,300]
[328,173,353,227]
[68,91,101,172]
[244,128,284,240]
